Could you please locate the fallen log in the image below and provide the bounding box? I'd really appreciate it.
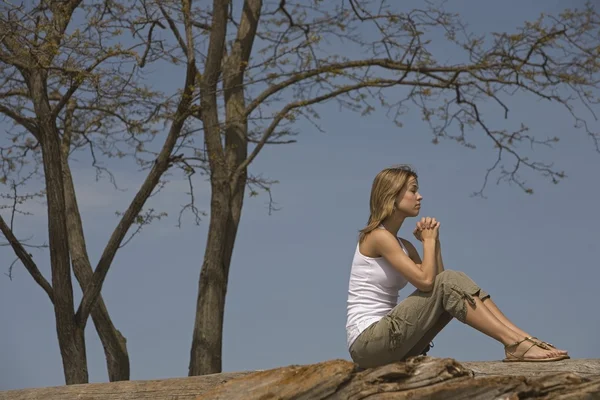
[0,372,251,400]
[461,358,600,378]
[1,357,599,400]
[196,357,600,400]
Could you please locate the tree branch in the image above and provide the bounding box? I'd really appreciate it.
[159,4,189,56]
[244,58,490,117]
[237,78,414,176]
[42,0,84,66]
[51,51,131,119]
[0,104,39,137]
[191,20,211,31]
[223,0,261,180]
[199,0,229,169]
[0,213,54,303]
[75,0,198,326]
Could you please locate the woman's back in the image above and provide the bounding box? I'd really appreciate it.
[345,235,409,349]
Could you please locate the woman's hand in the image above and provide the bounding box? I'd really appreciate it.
[412,226,423,242]
[413,217,440,242]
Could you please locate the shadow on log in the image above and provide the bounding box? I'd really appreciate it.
[1,357,599,400]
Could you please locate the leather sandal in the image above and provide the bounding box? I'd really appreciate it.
[528,336,569,357]
[503,337,570,362]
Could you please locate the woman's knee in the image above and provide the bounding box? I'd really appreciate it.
[435,270,481,294]
[449,271,489,299]
[435,269,461,282]
[436,269,476,284]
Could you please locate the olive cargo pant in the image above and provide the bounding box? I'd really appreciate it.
[349,270,490,368]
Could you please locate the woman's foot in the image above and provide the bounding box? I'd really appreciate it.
[503,337,569,362]
[529,337,569,356]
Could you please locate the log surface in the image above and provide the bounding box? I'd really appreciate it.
[461,358,600,378]
[2,357,599,400]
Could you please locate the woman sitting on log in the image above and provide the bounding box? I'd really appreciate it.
[346,165,569,368]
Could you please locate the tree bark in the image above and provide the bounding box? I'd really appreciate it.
[60,105,130,382]
[189,177,243,375]
[62,167,130,381]
[188,0,230,377]
[188,0,259,377]
[187,127,248,377]
[28,71,88,384]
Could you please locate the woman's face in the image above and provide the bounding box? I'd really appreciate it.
[395,177,422,217]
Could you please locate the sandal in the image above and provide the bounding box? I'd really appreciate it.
[528,336,569,357]
[503,337,570,362]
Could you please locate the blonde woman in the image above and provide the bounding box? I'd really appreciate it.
[346,165,569,368]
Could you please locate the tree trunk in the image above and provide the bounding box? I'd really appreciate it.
[60,106,130,382]
[189,88,248,375]
[39,125,89,385]
[29,71,88,384]
[62,162,129,381]
[189,173,246,376]
[188,0,253,375]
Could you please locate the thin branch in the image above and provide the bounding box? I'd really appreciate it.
[4,257,19,280]
[244,58,489,117]
[0,214,54,303]
[159,4,189,56]
[75,0,199,327]
[177,168,206,227]
[51,51,131,119]
[191,20,211,31]
[238,78,414,177]
[0,104,38,137]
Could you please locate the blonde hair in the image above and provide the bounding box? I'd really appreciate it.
[358,165,418,243]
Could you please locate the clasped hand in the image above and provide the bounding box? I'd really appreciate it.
[413,216,440,242]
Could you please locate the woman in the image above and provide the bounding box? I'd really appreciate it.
[346,165,569,368]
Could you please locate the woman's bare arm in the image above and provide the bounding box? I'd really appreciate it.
[436,240,445,274]
[374,229,438,292]
[411,218,444,274]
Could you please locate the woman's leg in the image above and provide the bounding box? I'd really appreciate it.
[403,311,452,358]
[482,298,529,337]
[349,277,458,367]
[431,270,564,360]
[461,296,560,359]
[406,296,566,359]
[350,270,564,369]
[482,298,567,355]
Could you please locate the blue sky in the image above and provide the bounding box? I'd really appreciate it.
[1,0,600,391]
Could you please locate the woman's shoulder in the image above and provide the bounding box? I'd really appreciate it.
[367,229,413,245]
[366,228,396,244]
[360,229,394,257]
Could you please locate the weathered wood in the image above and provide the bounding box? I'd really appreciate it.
[369,372,600,400]
[461,358,600,378]
[196,359,355,400]
[197,358,600,400]
[2,358,599,400]
[329,357,474,399]
[0,372,251,400]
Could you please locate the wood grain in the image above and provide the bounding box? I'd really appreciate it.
[2,357,599,400]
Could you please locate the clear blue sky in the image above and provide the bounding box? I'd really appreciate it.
[1,0,599,391]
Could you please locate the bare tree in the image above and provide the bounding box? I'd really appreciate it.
[0,0,198,384]
[2,0,599,384]
[161,0,598,375]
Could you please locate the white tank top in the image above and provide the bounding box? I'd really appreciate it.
[345,229,409,349]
